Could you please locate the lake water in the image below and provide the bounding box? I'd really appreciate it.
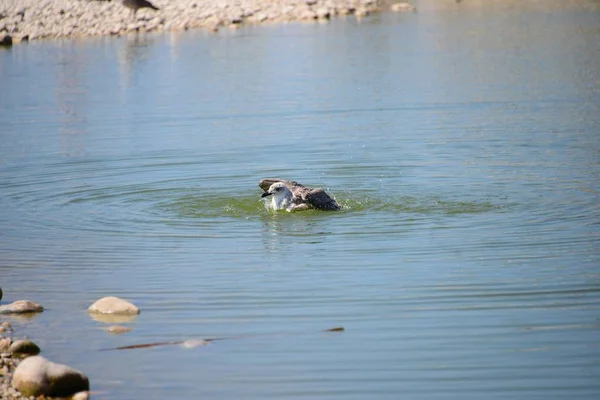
[1,1,599,399]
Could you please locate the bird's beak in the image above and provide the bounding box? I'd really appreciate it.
[261,192,273,198]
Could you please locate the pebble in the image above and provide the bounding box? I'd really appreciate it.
[106,325,132,334]
[0,0,414,43]
[0,328,32,399]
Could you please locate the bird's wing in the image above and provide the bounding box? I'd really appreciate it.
[302,188,341,211]
[258,178,304,192]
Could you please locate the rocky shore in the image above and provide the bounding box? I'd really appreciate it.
[0,0,414,45]
[0,293,140,399]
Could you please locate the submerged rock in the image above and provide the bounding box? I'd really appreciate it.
[106,325,132,334]
[88,296,140,315]
[0,300,44,315]
[11,355,89,397]
[8,339,40,357]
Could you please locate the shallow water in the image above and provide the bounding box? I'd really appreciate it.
[1,1,600,399]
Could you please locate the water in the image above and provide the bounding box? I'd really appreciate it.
[1,1,599,398]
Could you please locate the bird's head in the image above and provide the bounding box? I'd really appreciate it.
[261,182,291,200]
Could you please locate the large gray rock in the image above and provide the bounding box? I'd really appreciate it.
[0,300,44,314]
[11,355,89,397]
[87,296,140,315]
[8,339,41,356]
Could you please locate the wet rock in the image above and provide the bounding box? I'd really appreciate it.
[72,391,91,400]
[106,325,132,334]
[0,300,43,314]
[0,33,12,47]
[11,355,89,397]
[8,339,40,357]
[88,296,140,315]
[181,339,209,348]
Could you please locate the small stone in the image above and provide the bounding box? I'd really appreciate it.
[9,339,41,356]
[0,32,12,47]
[0,300,43,314]
[11,355,89,397]
[181,339,208,348]
[0,337,11,351]
[106,325,132,334]
[88,296,140,315]
[391,3,416,12]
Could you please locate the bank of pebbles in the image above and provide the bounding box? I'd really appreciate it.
[0,322,31,400]
[0,0,413,44]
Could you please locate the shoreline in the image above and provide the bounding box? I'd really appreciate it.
[0,0,414,46]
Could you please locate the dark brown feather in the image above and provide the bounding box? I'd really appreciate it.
[259,178,341,211]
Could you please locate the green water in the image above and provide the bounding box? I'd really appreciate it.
[1,1,599,399]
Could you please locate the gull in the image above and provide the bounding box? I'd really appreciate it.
[259,178,341,212]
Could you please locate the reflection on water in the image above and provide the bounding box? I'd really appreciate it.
[118,34,156,88]
[1,1,600,399]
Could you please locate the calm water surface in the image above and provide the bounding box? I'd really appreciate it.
[1,1,599,399]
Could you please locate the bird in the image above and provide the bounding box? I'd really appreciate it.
[122,0,159,19]
[259,178,341,212]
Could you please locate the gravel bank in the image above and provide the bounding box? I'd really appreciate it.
[0,322,30,400]
[0,0,414,44]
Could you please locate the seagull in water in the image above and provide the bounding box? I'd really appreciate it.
[259,178,341,212]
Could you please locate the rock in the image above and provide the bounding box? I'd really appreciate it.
[181,339,208,348]
[316,8,331,20]
[0,337,12,351]
[0,286,3,301]
[1,321,13,330]
[11,355,89,397]
[88,296,140,315]
[0,33,11,47]
[391,3,415,12]
[8,339,40,357]
[0,300,43,314]
[72,391,91,400]
[106,325,132,334]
